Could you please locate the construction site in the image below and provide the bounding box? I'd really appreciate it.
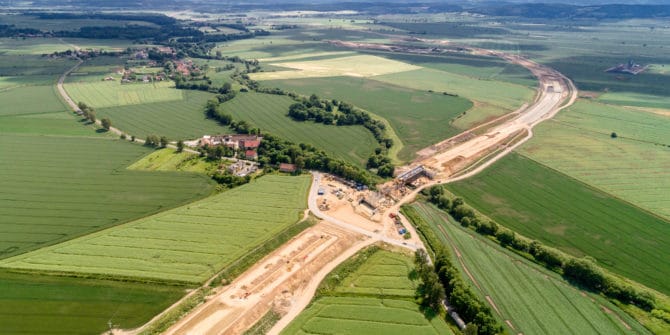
[163,221,370,335]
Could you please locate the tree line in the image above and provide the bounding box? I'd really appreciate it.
[425,186,657,311]
[405,207,502,335]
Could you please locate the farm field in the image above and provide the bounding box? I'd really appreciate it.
[221,92,377,167]
[372,67,535,129]
[0,134,215,259]
[281,248,453,335]
[372,51,537,88]
[0,85,66,116]
[0,37,135,55]
[0,175,311,283]
[410,203,649,335]
[0,270,184,335]
[249,54,420,80]
[96,90,228,140]
[0,112,99,136]
[64,80,183,108]
[445,153,670,295]
[261,76,472,162]
[519,100,670,219]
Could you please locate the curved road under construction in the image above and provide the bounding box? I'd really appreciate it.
[108,41,577,335]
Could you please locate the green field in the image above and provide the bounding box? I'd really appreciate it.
[372,67,535,129]
[96,90,229,140]
[0,134,215,259]
[0,175,311,283]
[221,92,377,166]
[519,100,670,219]
[371,51,537,88]
[262,76,473,162]
[445,153,670,295]
[65,80,183,108]
[0,37,136,55]
[282,248,453,335]
[332,249,417,297]
[0,270,184,335]
[0,85,66,116]
[410,203,649,335]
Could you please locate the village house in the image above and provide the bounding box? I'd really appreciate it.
[199,134,263,151]
[279,163,297,173]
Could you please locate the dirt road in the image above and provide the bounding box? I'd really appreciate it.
[162,221,370,335]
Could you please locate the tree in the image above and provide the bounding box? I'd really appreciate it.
[496,229,515,247]
[145,135,159,147]
[159,136,169,148]
[87,110,96,123]
[463,323,478,335]
[101,117,112,130]
[176,140,184,153]
[611,132,618,138]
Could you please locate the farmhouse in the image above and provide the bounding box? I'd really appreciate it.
[200,134,263,150]
[279,163,297,173]
[245,150,258,160]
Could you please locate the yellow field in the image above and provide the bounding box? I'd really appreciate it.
[249,55,421,80]
[65,80,183,108]
[258,51,355,62]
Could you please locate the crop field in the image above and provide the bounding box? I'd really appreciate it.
[221,92,377,166]
[0,112,99,136]
[96,90,228,140]
[372,51,537,88]
[333,249,416,297]
[64,80,183,108]
[0,175,311,283]
[372,67,535,129]
[263,76,472,162]
[0,132,215,259]
[445,153,670,295]
[410,203,649,335]
[282,249,453,335]
[249,54,421,80]
[520,100,670,220]
[0,37,134,55]
[0,270,184,335]
[0,85,66,116]
[0,14,160,31]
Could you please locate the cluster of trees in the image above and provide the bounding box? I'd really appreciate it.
[285,93,394,177]
[403,206,502,335]
[77,102,97,123]
[211,171,250,189]
[258,133,376,186]
[425,186,657,311]
[0,24,42,37]
[144,135,168,148]
[414,249,446,313]
[366,148,394,177]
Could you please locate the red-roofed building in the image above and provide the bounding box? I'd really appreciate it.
[241,140,261,149]
[245,150,258,160]
[279,163,297,173]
